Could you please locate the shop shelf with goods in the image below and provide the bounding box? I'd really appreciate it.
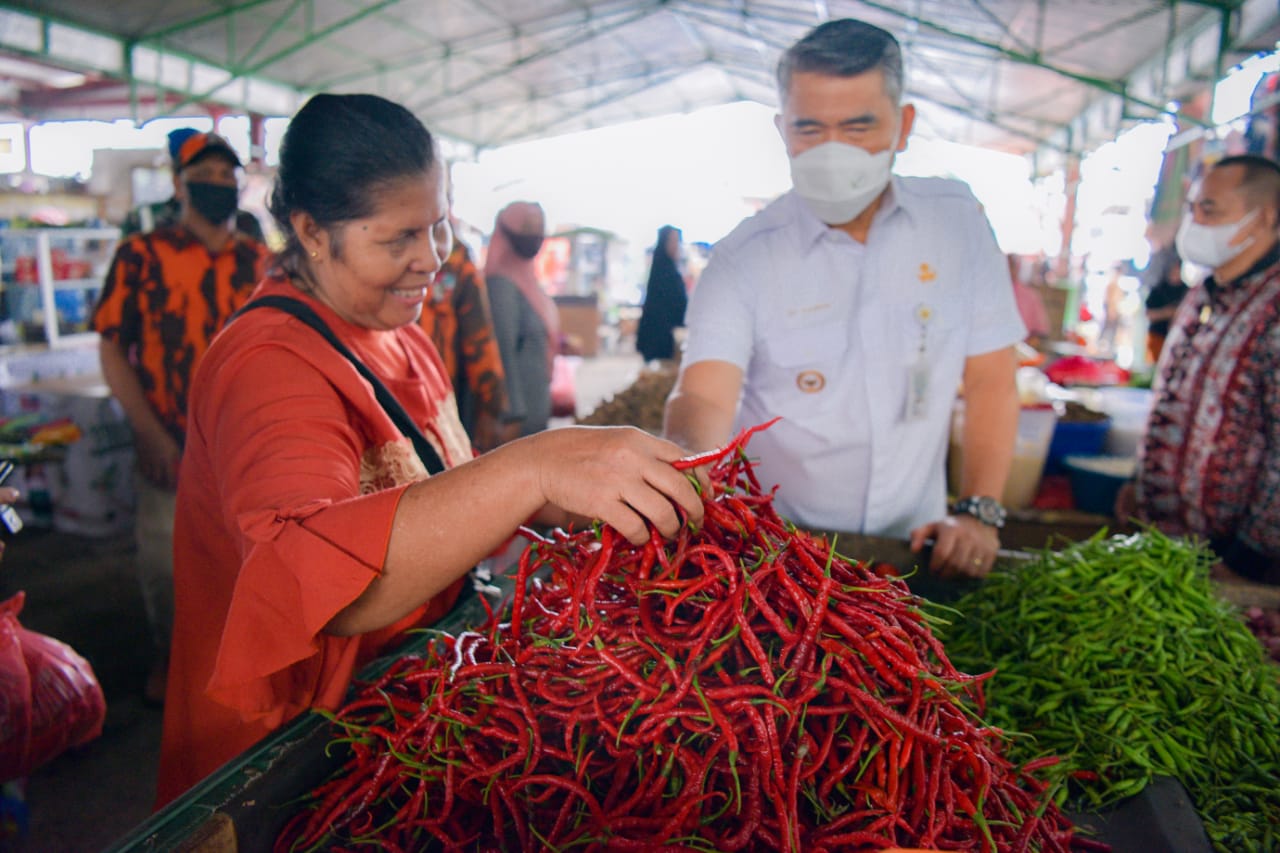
[542,226,626,357]
[0,227,120,350]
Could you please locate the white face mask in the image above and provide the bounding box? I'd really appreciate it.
[1175,210,1256,270]
[789,142,893,225]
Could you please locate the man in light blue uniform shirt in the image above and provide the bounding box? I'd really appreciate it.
[665,18,1026,578]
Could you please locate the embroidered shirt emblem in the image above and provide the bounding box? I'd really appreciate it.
[796,370,826,393]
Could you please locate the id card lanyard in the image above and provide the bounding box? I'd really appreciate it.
[905,303,933,422]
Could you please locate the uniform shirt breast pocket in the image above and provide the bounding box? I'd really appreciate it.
[756,324,847,418]
[891,297,968,423]
[903,297,967,356]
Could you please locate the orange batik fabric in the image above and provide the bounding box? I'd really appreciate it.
[420,240,508,421]
[91,226,271,440]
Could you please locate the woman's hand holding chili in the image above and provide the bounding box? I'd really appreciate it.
[529,426,706,545]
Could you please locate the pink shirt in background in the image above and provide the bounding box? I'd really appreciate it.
[1013,281,1051,338]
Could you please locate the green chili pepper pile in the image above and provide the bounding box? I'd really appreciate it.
[276,425,1083,852]
[940,531,1280,852]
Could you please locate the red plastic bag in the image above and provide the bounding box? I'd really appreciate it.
[0,597,31,781]
[1044,355,1131,387]
[0,592,106,783]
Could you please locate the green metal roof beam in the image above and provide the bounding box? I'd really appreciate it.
[237,0,310,69]
[707,55,780,87]
[675,3,794,54]
[688,10,1064,153]
[343,0,459,49]
[170,0,387,76]
[0,10,118,79]
[427,60,666,123]
[1003,79,1091,124]
[311,0,643,91]
[671,6,718,62]
[966,0,1035,56]
[509,64,693,144]
[310,49,449,92]
[163,0,404,115]
[145,0,283,42]
[1177,0,1244,10]
[1044,4,1168,58]
[410,2,667,114]
[317,0,446,80]
[1034,0,1047,55]
[916,94,1066,153]
[846,0,1213,128]
[296,22,394,87]
[1215,5,1232,97]
[718,0,1211,129]
[224,4,235,66]
[0,3,307,119]
[910,43,1000,121]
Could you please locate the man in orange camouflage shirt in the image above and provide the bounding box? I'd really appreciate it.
[419,237,515,451]
[93,132,271,704]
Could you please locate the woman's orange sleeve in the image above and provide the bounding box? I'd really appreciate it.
[195,340,417,723]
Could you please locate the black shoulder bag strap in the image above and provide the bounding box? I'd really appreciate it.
[237,295,447,476]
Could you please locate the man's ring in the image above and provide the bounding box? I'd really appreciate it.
[973,558,981,566]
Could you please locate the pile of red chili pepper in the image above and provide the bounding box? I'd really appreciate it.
[276,423,1089,852]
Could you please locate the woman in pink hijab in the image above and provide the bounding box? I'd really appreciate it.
[485,201,560,436]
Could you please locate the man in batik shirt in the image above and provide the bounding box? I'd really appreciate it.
[1137,154,1280,585]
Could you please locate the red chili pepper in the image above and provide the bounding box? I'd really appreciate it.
[280,419,1081,853]
[672,416,783,470]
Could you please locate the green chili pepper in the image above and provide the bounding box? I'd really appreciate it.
[941,530,1280,852]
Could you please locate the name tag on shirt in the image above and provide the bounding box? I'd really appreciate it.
[906,355,930,422]
[905,303,933,422]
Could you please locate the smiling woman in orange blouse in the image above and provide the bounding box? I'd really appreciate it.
[155,93,704,807]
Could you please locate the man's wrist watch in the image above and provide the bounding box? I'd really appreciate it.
[952,495,1007,529]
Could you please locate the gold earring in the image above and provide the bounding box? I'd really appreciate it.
[310,250,319,260]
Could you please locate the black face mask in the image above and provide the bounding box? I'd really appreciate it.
[502,225,544,260]
[187,182,239,224]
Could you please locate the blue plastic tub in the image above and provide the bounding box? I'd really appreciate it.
[1046,418,1111,474]
[1064,455,1135,516]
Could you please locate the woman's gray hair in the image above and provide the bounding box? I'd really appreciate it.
[776,18,904,105]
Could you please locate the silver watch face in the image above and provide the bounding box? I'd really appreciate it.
[977,500,1002,525]
[960,496,1005,527]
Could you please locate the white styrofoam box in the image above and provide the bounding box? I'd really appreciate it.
[0,343,100,389]
[1,375,136,537]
